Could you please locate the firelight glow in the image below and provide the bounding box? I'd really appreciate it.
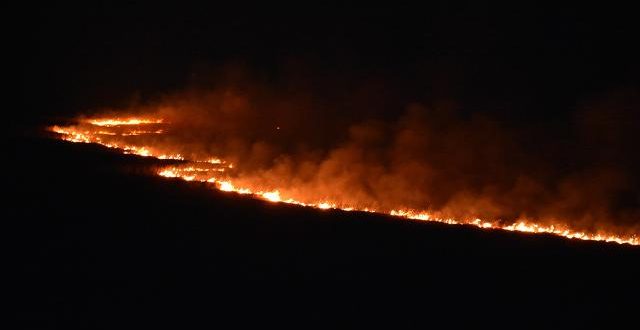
[48,116,640,246]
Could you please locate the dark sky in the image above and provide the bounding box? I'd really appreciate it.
[18,3,639,124]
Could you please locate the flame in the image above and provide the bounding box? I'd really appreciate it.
[49,120,184,160]
[85,118,164,126]
[121,129,164,136]
[261,191,281,202]
[48,117,640,246]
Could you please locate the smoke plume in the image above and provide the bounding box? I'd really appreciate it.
[81,67,640,237]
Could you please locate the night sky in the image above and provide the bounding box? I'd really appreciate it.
[19,3,638,121]
[13,3,640,328]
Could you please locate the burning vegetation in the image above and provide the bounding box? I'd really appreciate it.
[49,103,640,245]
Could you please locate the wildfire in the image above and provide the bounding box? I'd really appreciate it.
[48,117,640,246]
[49,120,183,160]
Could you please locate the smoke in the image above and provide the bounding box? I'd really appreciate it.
[86,68,640,236]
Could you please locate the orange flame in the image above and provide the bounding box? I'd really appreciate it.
[84,118,164,127]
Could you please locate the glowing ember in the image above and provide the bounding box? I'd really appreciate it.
[48,117,640,246]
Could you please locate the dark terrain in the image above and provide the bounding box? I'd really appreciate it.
[12,133,640,328]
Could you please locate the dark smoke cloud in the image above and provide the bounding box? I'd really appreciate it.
[94,67,640,236]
